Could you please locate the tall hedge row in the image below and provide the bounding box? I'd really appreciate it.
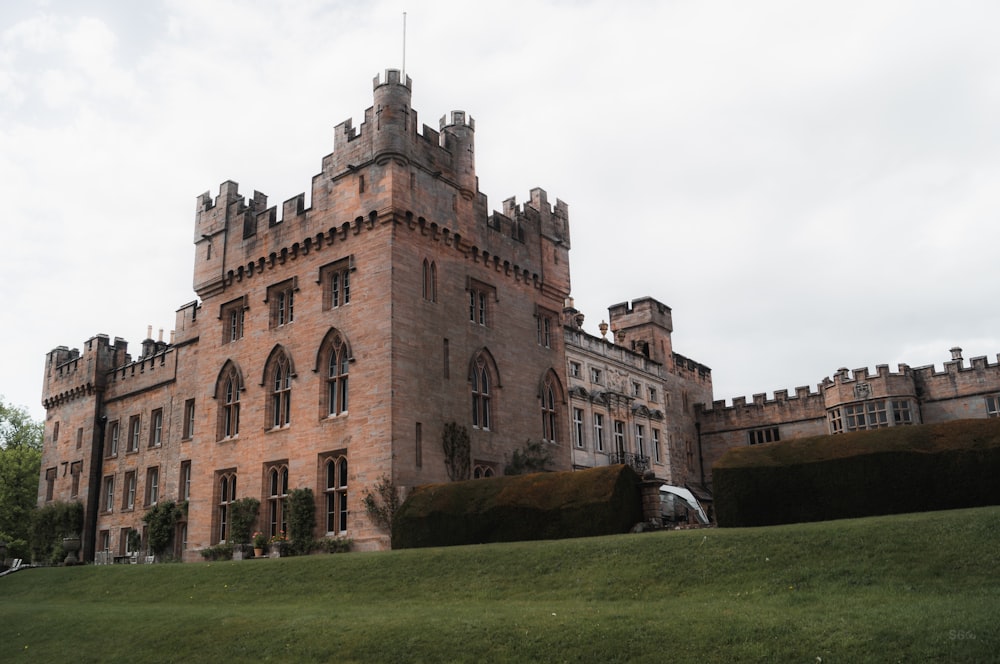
[714,418,1000,527]
[392,465,642,549]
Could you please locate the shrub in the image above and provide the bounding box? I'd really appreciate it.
[29,501,84,564]
[286,488,315,555]
[363,475,400,535]
[503,440,554,475]
[312,536,353,554]
[142,500,184,557]
[714,418,1000,527]
[198,543,233,561]
[393,465,642,549]
[228,498,260,544]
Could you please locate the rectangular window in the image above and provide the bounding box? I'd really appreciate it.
[267,278,297,328]
[145,467,159,506]
[415,422,423,468]
[183,399,195,439]
[573,408,585,449]
[748,427,780,445]
[45,467,56,501]
[149,408,163,447]
[70,461,82,498]
[536,312,553,348]
[648,387,658,403]
[118,528,138,556]
[321,257,354,310]
[635,424,645,457]
[76,427,83,449]
[892,400,913,425]
[128,415,141,453]
[467,278,495,327]
[685,439,694,471]
[99,530,110,553]
[107,420,120,457]
[590,368,602,384]
[829,407,843,434]
[180,461,192,502]
[52,421,59,443]
[987,396,1000,418]
[593,414,605,452]
[569,361,581,378]
[102,475,115,512]
[653,429,662,464]
[632,382,642,397]
[613,420,626,455]
[221,297,246,343]
[844,400,889,432]
[123,471,136,510]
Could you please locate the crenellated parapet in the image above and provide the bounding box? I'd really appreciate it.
[103,345,179,402]
[192,70,572,304]
[42,335,129,409]
[909,350,1000,402]
[672,352,712,383]
[696,385,826,430]
[821,364,917,409]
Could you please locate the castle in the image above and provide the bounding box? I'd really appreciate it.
[37,71,1000,562]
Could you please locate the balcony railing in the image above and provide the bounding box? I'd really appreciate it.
[609,451,649,474]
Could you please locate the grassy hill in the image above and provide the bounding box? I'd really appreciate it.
[2,506,999,662]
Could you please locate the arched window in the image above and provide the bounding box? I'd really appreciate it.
[266,464,288,537]
[473,464,495,479]
[217,471,237,543]
[324,456,348,534]
[542,379,557,443]
[216,363,243,441]
[472,358,491,430]
[422,259,437,302]
[266,349,293,428]
[539,370,564,445]
[327,338,349,417]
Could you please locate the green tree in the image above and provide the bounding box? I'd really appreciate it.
[0,397,43,554]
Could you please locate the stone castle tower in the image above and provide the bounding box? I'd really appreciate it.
[39,70,574,558]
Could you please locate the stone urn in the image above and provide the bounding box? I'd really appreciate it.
[62,536,82,566]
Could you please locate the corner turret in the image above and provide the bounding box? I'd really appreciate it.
[371,69,414,163]
[440,110,476,199]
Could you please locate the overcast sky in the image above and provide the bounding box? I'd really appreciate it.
[3,0,999,421]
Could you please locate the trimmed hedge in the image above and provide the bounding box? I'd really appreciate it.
[392,465,642,549]
[714,418,1000,527]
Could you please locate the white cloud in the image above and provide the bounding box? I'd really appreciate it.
[2,0,999,418]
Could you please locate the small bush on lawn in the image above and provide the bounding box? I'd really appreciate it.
[198,543,234,561]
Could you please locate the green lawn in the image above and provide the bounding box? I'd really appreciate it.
[2,506,998,663]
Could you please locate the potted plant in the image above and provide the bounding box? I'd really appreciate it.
[268,531,287,558]
[252,531,268,558]
[227,497,260,560]
[61,501,85,566]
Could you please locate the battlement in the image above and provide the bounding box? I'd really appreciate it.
[698,384,822,414]
[104,343,179,401]
[374,68,411,91]
[43,334,130,408]
[828,363,911,385]
[494,188,570,248]
[672,352,712,383]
